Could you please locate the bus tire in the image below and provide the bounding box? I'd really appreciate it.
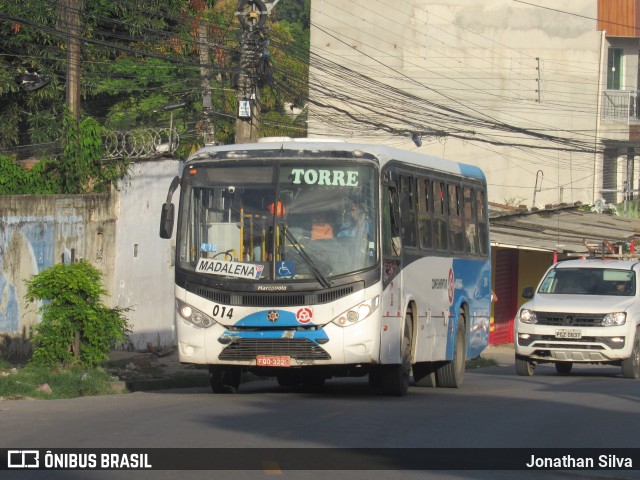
[381,314,412,396]
[412,362,437,387]
[436,313,466,388]
[209,365,241,393]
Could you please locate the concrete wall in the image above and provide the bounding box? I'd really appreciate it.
[0,194,117,333]
[309,0,602,207]
[0,158,182,351]
[113,160,181,349]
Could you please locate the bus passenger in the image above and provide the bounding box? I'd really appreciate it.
[337,202,369,238]
[310,212,334,239]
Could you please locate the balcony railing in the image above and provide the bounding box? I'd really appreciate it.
[602,90,640,124]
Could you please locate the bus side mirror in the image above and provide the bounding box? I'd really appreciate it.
[159,203,175,239]
[521,286,534,299]
[159,176,180,239]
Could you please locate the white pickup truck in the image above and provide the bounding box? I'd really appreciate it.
[514,259,640,379]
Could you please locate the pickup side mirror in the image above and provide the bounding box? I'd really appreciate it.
[521,286,534,299]
[159,203,175,239]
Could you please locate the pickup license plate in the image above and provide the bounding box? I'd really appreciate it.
[256,355,291,367]
[555,329,581,339]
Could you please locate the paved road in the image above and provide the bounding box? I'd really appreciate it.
[1,347,639,480]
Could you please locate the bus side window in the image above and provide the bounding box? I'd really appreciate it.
[399,175,417,248]
[463,186,478,254]
[448,183,464,252]
[418,178,433,250]
[383,187,402,257]
[476,189,488,255]
[433,180,448,251]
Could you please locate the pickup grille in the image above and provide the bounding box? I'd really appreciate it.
[219,339,331,361]
[535,312,605,327]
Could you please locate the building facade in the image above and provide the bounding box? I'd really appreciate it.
[309,0,640,208]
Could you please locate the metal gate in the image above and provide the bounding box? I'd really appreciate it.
[492,249,518,345]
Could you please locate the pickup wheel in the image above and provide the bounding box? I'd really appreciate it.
[555,362,573,375]
[621,327,640,379]
[515,354,535,376]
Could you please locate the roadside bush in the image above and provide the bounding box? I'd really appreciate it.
[25,260,130,368]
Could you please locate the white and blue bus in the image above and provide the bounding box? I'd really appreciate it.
[159,139,491,396]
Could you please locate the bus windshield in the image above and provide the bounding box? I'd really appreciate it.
[177,161,378,283]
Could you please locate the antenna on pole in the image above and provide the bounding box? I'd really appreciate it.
[532,170,543,208]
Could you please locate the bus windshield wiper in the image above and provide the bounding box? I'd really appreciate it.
[279,223,331,289]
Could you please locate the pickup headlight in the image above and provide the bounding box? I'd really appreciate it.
[519,309,537,324]
[332,296,379,327]
[177,299,216,328]
[602,312,626,326]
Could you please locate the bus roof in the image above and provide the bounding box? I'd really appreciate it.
[188,139,486,182]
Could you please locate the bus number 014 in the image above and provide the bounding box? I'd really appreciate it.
[212,305,233,319]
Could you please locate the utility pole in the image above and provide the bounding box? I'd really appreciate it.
[61,0,82,119]
[234,0,276,144]
[198,20,215,145]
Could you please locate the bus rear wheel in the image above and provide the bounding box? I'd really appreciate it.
[412,362,437,387]
[209,365,241,393]
[381,314,412,396]
[436,313,466,388]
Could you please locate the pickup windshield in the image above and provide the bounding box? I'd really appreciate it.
[176,160,377,283]
[538,268,636,296]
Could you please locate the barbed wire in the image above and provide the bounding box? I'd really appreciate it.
[103,128,179,159]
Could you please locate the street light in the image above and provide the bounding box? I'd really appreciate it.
[17,71,51,92]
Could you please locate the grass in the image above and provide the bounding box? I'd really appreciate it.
[466,357,499,369]
[0,363,123,400]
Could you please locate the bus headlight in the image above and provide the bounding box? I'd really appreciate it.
[332,296,379,327]
[177,299,215,328]
[602,312,626,326]
[519,309,537,324]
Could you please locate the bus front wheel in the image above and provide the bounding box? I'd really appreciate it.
[436,313,466,388]
[381,314,412,396]
[209,365,241,393]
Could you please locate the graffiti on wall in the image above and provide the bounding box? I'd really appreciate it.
[0,209,86,333]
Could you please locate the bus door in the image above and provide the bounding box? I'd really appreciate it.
[380,176,403,361]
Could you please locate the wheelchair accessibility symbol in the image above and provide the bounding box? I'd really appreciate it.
[277,261,295,278]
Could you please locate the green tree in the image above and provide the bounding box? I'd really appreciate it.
[1,0,310,160]
[25,260,130,368]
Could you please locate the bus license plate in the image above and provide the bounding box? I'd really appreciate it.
[555,329,581,339]
[256,355,291,367]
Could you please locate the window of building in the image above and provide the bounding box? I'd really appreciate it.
[607,47,623,90]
